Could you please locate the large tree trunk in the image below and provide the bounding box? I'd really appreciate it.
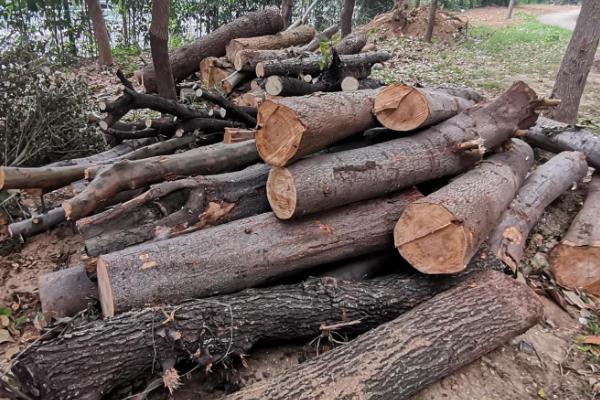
[63,141,259,221]
[281,0,294,29]
[424,0,437,43]
[224,270,543,400]
[225,25,315,61]
[256,89,381,166]
[489,151,588,272]
[395,139,534,275]
[266,82,540,219]
[96,189,421,317]
[374,83,475,131]
[140,8,283,93]
[333,31,367,54]
[340,0,356,37]
[546,0,600,124]
[550,175,600,295]
[85,0,113,65]
[149,0,176,100]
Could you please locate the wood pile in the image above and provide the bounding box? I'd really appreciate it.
[5,9,598,400]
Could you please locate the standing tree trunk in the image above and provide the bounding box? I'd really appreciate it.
[507,0,517,19]
[281,0,294,29]
[149,0,176,100]
[547,0,600,124]
[424,0,438,43]
[85,0,113,65]
[340,0,356,38]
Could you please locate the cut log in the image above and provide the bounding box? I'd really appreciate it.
[224,270,542,400]
[195,89,257,126]
[225,25,315,61]
[97,189,421,316]
[220,70,251,94]
[256,89,381,166]
[239,90,268,107]
[233,48,308,72]
[550,175,600,295]
[395,139,534,274]
[266,81,540,219]
[340,76,360,91]
[264,75,337,96]
[63,140,259,221]
[333,31,367,54]
[78,164,271,256]
[523,116,600,169]
[39,265,98,318]
[374,83,475,131]
[140,8,283,93]
[223,128,256,144]
[299,24,338,52]
[199,57,235,89]
[489,151,588,272]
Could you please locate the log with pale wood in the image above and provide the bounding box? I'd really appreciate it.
[333,31,367,54]
[266,81,540,219]
[489,151,588,272]
[233,48,309,72]
[225,25,316,61]
[96,189,421,317]
[200,56,235,89]
[395,139,534,274]
[550,175,600,295]
[223,128,256,144]
[224,270,542,400]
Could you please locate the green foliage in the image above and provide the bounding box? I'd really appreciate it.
[0,307,12,316]
[319,31,340,70]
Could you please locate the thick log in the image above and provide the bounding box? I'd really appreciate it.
[224,270,543,400]
[395,139,534,274]
[550,175,600,295]
[39,265,98,318]
[200,57,235,89]
[523,116,600,169]
[78,164,271,256]
[140,8,283,93]
[233,48,309,72]
[63,141,259,220]
[333,31,367,54]
[225,25,315,61]
[489,151,588,272]
[97,189,422,316]
[256,89,381,166]
[264,75,336,96]
[266,81,540,219]
[223,128,256,144]
[374,83,475,131]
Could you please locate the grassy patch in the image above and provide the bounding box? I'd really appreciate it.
[112,45,142,75]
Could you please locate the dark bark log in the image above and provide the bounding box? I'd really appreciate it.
[150,0,177,100]
[140,8,284,93]
[256,89,381,166]
[97,189,421,316]
[333,31,367,54]
[546,0,600,123]
[85,0,113,65]
[173,118,245,137]
[340,0,356,37]
[266,81,540,219]
[39,265,98,319]
[523,116,600,169]
[281,0,294,29]
[489,151,588,272]
[224,270,542,400]
[299,25,338,52]
[225,25,315,61]
[424,0,438,42]
[63,141,259,220]
[196,89,257,126]
[395,139,534,274]
[223,128,256,144]
[550,175,600,295]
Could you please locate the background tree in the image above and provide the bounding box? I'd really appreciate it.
[506,0,516,19]
[150,0,177,100]
[85,0,113,65]
[341,0,356,37]
[547,0,600,124]
[424,0,438,42]
[281,0,294,29]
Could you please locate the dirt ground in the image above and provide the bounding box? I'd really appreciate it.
[462,4,580,27]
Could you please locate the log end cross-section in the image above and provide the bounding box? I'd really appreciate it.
[374,83,430,131]
[266,167,297,219]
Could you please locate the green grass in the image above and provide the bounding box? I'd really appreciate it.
[112,45,142,75]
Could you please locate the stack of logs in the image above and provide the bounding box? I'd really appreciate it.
[3,7,600,400]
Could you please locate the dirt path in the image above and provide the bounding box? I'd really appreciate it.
[539,9,580,31]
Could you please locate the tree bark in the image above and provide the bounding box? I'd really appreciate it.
[39,265,98,319]
[149,0,177,100]
[63,141,259,221]
[256,89,381,166]
[340,0,356,37]
[9,208,67,238]
[550,175,600,295]
[507,0,517,19]
[141,8,284,93]
[374,83,475,131]
[200,57,235,89]
[223,128,256,144]
[395,139,534,274]
[85,0,113,65]
[334,31,367,54]
[299,25,339,52]
[264,75,345,96]
[266,81,540,219]
[281,0,294,29]
[96,189,421,317]
[523,116,600,169]
[221,71,252,94]
[546,0,600,123]
[489,151,588,272]
[224,270,542,400]
[195,89,257,126]
[233,48,309,72]
[424,0,438,43]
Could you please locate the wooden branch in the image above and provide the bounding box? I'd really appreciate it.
[223,128,256,144]
[196,89,257,126]
[299,24,338,52]
[225,25,315,61]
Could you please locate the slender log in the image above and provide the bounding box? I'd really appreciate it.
[374,83,475,131]
[46,138,156,167]
[221,71,251,94]
[550,175,600,295]
[333,31,367,54]
[523,116,600,169]
[173,118,244,137]
[489,151,588,272]
[224,270,543,400]
[264,75,337,96]
[395,139,534,274]
[256,89,381,166]
[63,141,259,221]
[233,48,309,72]
[97,189,421,316]
[225,25,315,61]
[266,81,540,219]
[140,8,284,93]
[223,128,256,144]
[196,89,257,126]
[299,24,338,52]
[39,265,98,318]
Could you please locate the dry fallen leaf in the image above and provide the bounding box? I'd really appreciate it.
[0,328,14,344]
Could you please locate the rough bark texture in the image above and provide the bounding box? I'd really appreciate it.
[546,0,600,124]
[340,0,356,37]
[39,265,98,318]
[334,31,367,54]
[550,175,600,295]
[63,140,259,220]
[489,151,588,272]
[256,88,381,166]
[524,116,600,169]
[224,270,543,400]
[196,89,257,126]
[395,139,534,274]
[225,25,315,61]
[85,0,113,65]
[9,208,67,238]
[424,0,438,42]
[374,83,475,131]
[140,8,283,93]
[264,75,345,96]
[233,48,309,72]
[223,128,256,144]
[97,189,421,316]
[149,0,177,100]
[266,81,539,219]
[221,71,252,94]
